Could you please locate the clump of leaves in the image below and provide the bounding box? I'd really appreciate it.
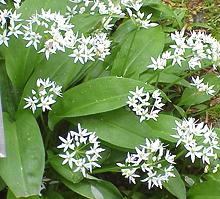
[0,0,220,199]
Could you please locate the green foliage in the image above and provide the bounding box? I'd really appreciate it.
[48,77,154,129]
[1,0,220,199]
[188,180,220,199]
[111,26,165,77]
[0,111,44,197]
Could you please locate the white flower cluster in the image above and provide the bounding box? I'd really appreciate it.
[24,78,62,113]
[172,118,220,171]
[121,0,143,11]
[0,7,111,63]
[170,30,220,69]
[67,0,157,30]
[147,51,171,70]
[191,76,215,96]
[127,86,164,122]
[58,123,105,177]
[69,32,111,63]
[68,0,125,16]
[117,138,176,189]
[0,9,22,46]
[127,10,158,29]
[147,30,220,70]
[22,9,111,61]
[67,0,124,31]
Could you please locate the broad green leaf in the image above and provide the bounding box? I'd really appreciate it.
[145,114,178,142]
[178,74,220,106]
[48,152,83,184]
[7,190,40,199]
[188,180,220,199]
[4,0,68,90]
[140,72,191,87]
[0,111,45,197]
[48,77,154,129]
[0,61,17,117]
[62,178,123,199]
[144,1,176,19]
[69,109,176,149]
[70,14,103,34]
[19,0,68,19]
[19,52,83,109]
[178,87,210,107]
[44,191,64,199]
[112,20,136,44]
[163,168,186,199]
[111,26,165,78]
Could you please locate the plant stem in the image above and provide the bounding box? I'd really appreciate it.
[128,181,141,199]
[175,150,185,159]
[92,166,120,174]
[155,72,160,88]
[40,113,51,150]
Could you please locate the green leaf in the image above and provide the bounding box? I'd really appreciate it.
[112,20,136,44]
[62,178,123,199]
[145,114,178,142]
[48,77,154,129]
[163,168,186,199]
[44,191,64,199]
[7,190,40,199]
[3,0,68,90]
[111,26,165,78]
[173,105,187,118]
[0,111,45,197]
[19,0,68,19]
[140,72,191,87]
[48,151,83,184]
[70,14,102,34]
[68,109,176,149]
[188,180,220,199]
[0,61,17,117]
[178,74,220,106]
[19,53,83,109]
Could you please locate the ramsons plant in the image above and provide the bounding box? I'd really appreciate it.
[0,0,220,199]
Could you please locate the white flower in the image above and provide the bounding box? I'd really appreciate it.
[23,96,39,113]
[23,25,42,50]
[59,151,75,169]
[58,124,105,177]
[23,78,62,113]
[69,48,85,64]
[172,118,220,171]
[127,87,164,122]
[74,158,87,177]
[127,9,158,29]
[191,76,215,96]
[188,57,201,69]
[147,56,166,70]
[185,145,203,163]
[0,0,6,4]
[117,138,175,189]
[166,30,220,69]
[0,30,9,47]
[0,9,23,47]
[57,133,74,152]
[121,0,143,11]
[37,96,56,112]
